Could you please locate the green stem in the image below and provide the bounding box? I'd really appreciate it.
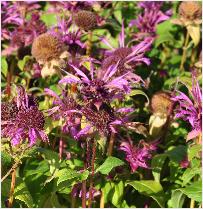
[86,31,93,57]
[180,30,190,71]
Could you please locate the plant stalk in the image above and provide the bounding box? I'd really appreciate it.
[107,132,115,156]
[180,30,190,71]
[86,31,93,57]
[190,199,195,208]
[88,138,96,208]
[8,168,17,208]
[99,191,105,208]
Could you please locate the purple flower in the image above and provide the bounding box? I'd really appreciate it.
[50,17,86,56]
[2,86,48,146]
[44,88,81,135]
[101,21,152,76]
[172,72,202,141]
[129,2,172,41]
[59,59,144,107]
[2,1,46,56]
[120,139,157,172]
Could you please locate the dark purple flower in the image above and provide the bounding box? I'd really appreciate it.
[44,88,81,135]
[59,59,144,107]
[101,21,152,76]
[50,17,86,56]
[129,2,172,41]
[172,72,202,141]
[2,86,48,146]
[120,139,157,172]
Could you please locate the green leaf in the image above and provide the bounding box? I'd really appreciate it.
[96,156,124,175]
[151,154,167,182]
[129,89,149,105]
[179,181,202,202]
[38,148,60,175]
[17,55,31,71]
[170,189,186,208]
[1,56,8,76]
[127,180,166,207]
[181,167,201,187]
[14,177,34,207]
[57,168,89,186]
[41,13,57,27]
[166,145,187,163]
[113,9,122,24]
[155,33,174,47]
[1,151,12,167]
[112,181,124,207]
[188,144,202,161]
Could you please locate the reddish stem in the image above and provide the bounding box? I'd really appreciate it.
[88,138,96,208]
[8,168,16,208]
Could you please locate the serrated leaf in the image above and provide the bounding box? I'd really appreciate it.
[1,56,8,76]
[127,180,166,207]
[179,181,202,202]
[14,177,34,208]
[151,154,167,182]
[170,189,186,208]
[188,144,201,161]
[57,168,89,186]
[96,156,124,175]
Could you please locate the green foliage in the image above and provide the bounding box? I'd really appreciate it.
[96,156,124,175]
[178,181,202,203]
[169,189,186,208]
[1,56,8,77]
[127,180,166,207]
[14,177,34,208]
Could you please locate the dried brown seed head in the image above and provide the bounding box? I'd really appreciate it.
[179,1,202,21]
[150,91,173,116]
[73,10,97,31]
[32,33,64,62]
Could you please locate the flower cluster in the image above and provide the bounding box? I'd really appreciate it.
[1,86,48,146]
[129,2,172,41]
[172,72,202,141]
[2,1,46,56]
[120,139,157,172]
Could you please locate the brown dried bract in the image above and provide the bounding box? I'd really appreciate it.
[179,1,202,21]
[150,91,173,116]
[73,10,97,31]
[32,33,64,62]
